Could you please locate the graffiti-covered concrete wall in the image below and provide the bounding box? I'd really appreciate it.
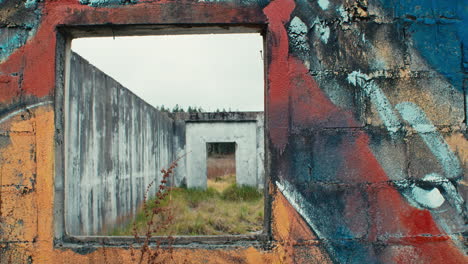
[0,0,466,263]
[66,53,175,235]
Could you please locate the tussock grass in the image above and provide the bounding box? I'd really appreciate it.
[111,174,264,236]
[221,184,263,202]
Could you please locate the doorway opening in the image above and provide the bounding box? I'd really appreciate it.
[206,142,236,192]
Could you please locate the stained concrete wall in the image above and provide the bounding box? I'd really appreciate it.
[186,122,257,189]
[66,53,175,235]
[173,112,264,189]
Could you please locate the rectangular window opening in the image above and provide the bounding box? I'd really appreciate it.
[56,26,268,245]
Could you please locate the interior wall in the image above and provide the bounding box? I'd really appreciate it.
[66,52,175,235]
[185,121,261,189]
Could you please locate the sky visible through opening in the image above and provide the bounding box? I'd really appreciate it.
[71,33,264,112]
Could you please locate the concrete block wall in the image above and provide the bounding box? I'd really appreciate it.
[66,53,175,235]
[0,0,466,263]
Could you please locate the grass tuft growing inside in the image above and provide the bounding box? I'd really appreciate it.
[111,174,264,236]
[221,184,263,202]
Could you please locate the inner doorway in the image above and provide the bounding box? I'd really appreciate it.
[206,142,236,192]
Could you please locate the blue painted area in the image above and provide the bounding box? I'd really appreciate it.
[378,0,467,90]
[0,0,41,63]
[290,135,315,183]
[278,180,379,264]
[308,133,344,182]
[408,23,464,90]
[24,0,38,8]
[378,0,462,21]
[79,0,138,7]
[79,0,269,7]
[199,0,271,6]
[459,4,468,73]
[0,28,31,63]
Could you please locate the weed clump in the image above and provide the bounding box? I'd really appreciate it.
[129,158,181,264]
[117,174,264,236]
[221,184,263,202]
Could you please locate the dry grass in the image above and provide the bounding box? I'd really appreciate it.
[208,173,236,192]
[111,174,264,236]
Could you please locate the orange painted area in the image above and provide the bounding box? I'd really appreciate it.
[445,133,468,166]
[445,133,468,187]
[271,192,332,264]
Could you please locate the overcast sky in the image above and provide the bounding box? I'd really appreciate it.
[71,33,264,112]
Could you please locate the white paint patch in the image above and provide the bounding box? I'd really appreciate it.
[395,102,462,179]
[423,173,465,216]
[347,71,401,132]
[337,5,350,23]
[288,16,311,68]
[411,186,445,209]
[312,18,330,44]
[319,25,330,44]
[25,0,37,8]
[0,101,53,124]
[289,16,308,35]
[318,0,329,10]
[422,172,447,183]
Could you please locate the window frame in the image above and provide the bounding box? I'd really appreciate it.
[53,24,271,248]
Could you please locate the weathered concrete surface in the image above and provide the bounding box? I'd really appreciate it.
[66,53,175,235]
[0,0,467,263]
[185,121,257,189]
[174,112,264,189]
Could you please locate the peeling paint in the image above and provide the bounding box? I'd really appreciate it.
[24,0,38,8]
[395,102,462,179]
[288,16,310,64]
[0,28,36,63]
[317,0,329,10]
[312,18,330,44]
[79,0,138,7]
[347,71,401,132]
[337,5,350,23]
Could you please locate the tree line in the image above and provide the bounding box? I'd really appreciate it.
[155,104,237,113]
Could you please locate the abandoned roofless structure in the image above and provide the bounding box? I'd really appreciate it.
[67,52,265,236]
[0,0,467,263]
